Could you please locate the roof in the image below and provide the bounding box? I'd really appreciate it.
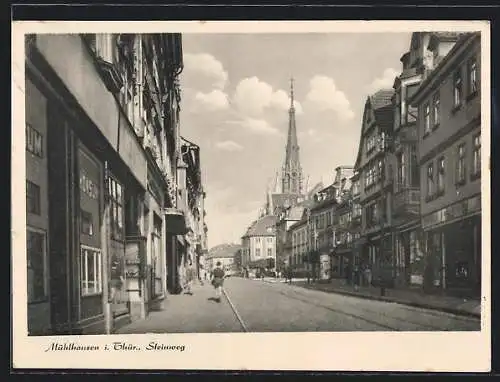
[354,89,395,169]
[242,214,277,237]
[271,193,299,210]
[369,89,394,110]
[287,205,306,221]
[207,243,242,259]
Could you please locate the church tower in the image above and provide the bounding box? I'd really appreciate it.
[281,77,303,195]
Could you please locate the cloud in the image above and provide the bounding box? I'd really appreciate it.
[215,140,244,152]
[193,90,229,111]
[233,76,303,117]
[183,53,229,90]
[226,117,280,136]
[366,68,398,94]
[305,75,355,121]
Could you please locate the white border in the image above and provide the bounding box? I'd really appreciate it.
[12,20,491,372]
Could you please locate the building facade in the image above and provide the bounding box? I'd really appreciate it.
[25,33,188,336]
[390,32,461,289]
[410,32,481,297]
[289,218,309,275]
[241,215,277,272]
[353,89,395,286]
[309,186,337,281]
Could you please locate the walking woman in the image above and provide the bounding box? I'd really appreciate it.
[211,261,225,303]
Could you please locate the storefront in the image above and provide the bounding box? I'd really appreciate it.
[26,78,51,335]
[422,195,482,297]
[394,226,425,288]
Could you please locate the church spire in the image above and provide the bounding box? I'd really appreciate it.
[281,76,303,195]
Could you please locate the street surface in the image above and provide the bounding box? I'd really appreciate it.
[117,277,480,334]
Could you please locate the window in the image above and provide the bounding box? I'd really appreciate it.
[472,134,481,178]
[353,203,362,218]
[378,159,384,182]
[256,237,261,243]
[81,210,94,236]
[366,135,376,153]
[427,163,434,198]
[27,229,47,302]
[267,237,273,243]
[453,69,463,108]
[255,248,261,258]
[26,181,41,215]
[468,57,478,96]
[432,93,440,127]
[405,83,419,123]
[352,180,360,196]
[366,203,378,228]
[397,152,406,190]
[108,176,124,241]
[267,248,272,258]
[423,103,431,135]
[456,143,466,185]
[80,246,102,296]
[410,144,419,187]
[437,157,445,195]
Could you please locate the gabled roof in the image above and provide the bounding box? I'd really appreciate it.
[243,214,277,237]
[354,89,395,169]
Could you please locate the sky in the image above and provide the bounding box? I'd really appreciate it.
[178,32,412,249]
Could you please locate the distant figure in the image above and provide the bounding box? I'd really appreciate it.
[211,261,225,303]
[184,261,195,295]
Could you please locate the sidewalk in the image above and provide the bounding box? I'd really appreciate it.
[263,277,482,318]
[115,282,243,334]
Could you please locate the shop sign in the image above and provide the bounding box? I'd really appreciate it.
[26,124,43,158]
[80,172,99,200]
[423,195,481,229]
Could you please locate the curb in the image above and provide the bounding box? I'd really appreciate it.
[291,284,481,319]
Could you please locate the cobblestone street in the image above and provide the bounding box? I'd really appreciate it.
[117,277,481,333]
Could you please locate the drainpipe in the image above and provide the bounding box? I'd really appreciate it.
[102,161,112,334]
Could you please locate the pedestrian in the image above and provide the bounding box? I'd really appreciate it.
[211,261,225,303]
[184,261,195,295]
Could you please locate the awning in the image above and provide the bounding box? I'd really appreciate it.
[164,208,188,235]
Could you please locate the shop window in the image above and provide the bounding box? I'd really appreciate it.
[27,229,47,303]
[108,176,124,241]
[453,69,463,109]
[81,210,94,236]
[472,134,481,179]
[456,143,466,186]
[80,246,103,296]
[151,215,162,298]
[26,181,41,215]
